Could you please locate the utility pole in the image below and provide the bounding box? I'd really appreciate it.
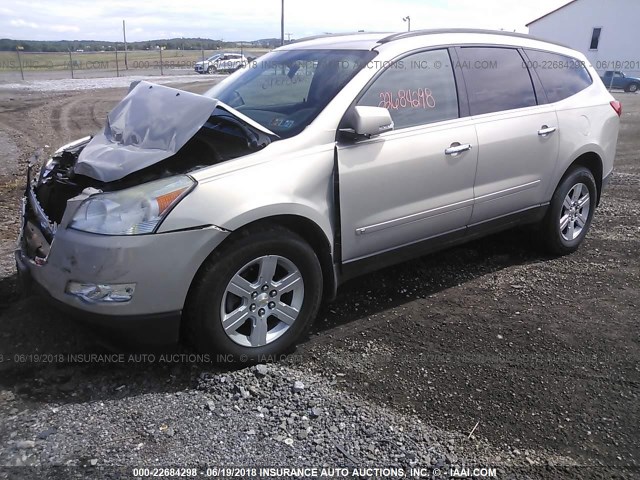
[16,45,24,80]
[403,16,411,32]
[281,0,285,46]
[68,49,74,78]
[122,20,129,70]
[115,45,119,77]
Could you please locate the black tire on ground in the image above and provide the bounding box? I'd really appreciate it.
[185,226,323,361]
[539,166,597,255]
[627,83,639,93]
[207,65,217,74]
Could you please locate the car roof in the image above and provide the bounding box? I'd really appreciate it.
[282,29,570,52]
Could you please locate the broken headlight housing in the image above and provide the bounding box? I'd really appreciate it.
[69,175,195,235]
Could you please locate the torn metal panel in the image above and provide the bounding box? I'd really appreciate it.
[74,81,218,183]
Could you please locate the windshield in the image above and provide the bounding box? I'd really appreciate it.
[204,49,377,138]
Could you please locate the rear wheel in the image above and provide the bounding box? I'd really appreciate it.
[539,166,597,255]
[186,227,323,361]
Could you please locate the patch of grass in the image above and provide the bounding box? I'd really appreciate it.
[0,48,269,73]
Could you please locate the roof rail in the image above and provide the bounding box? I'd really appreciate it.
[289,28,569,50]
[378,28,539,44]
[293,31,387,44]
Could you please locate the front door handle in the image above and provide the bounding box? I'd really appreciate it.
[445,143,472,155]
[538,125,557,136]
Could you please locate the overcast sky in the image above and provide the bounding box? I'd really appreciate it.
[2,0,570,42]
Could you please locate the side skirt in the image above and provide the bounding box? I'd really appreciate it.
[339,204,548,284]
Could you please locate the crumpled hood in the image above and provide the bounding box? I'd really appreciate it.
[74,81,218,183]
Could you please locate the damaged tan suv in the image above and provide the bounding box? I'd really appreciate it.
[17,30,620,359]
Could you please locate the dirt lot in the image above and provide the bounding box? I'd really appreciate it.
[0,81,638,478]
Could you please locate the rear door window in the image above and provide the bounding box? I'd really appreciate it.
[524,49,593,103]
[357,49,459,129]
[456,47,537,116]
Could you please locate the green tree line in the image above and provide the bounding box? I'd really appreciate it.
[0,37,280,52]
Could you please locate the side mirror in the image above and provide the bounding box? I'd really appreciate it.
[342,106,394,138]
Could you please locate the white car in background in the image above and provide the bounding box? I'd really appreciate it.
[194,53,248,74]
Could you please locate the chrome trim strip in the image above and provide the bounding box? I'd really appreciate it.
[474,180,541,204]
[355,180,541,236]
[355,198,473,235]
[347,225,467,263]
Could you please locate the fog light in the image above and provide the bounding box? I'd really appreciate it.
[66,282,136,303]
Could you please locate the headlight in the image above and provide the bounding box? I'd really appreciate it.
[70,175,195,235]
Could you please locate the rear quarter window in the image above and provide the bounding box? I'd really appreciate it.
[524,49,593,103]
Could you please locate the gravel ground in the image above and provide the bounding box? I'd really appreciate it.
[0,80,638,480]
[0,363,577,474]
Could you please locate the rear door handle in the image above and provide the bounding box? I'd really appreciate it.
[445,143,472,155]
[538,126,557,136]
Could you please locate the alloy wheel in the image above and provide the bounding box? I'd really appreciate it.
[559,182,591,241]
[220,255,304,347]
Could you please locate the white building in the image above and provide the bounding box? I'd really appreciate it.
[527,0,640,76]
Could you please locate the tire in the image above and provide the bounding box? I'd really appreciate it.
[186,226,323,361]
[207,65,217,74]
[627,83,639,93]
[539,166,597,255]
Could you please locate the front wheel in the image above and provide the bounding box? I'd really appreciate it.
[539,166,597,255]
[627,83,639,93]
[207,65,217,74]
[186,227,323,361]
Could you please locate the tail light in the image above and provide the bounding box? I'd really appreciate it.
[610,101,622,117]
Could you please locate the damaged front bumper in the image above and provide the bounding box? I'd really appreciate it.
[16,165,230,345]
